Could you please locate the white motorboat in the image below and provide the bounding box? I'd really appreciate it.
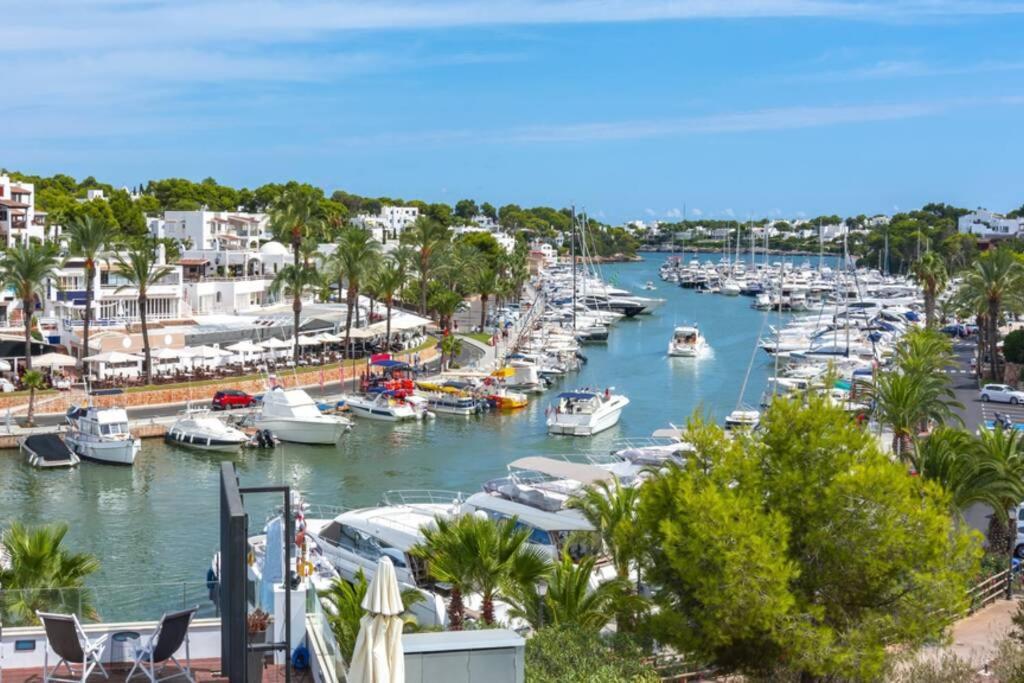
[642,281,656,291]
[255,386,352,444]
[21,434,79,468]
[724,409,760,430]
[668,324,708,357]
[720,279,742,296]
[165,405,253,452]
[547,389,629,436]
[64,404,141,465]
[341,391,420,421]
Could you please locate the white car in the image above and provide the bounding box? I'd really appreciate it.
[980,384,1024,405]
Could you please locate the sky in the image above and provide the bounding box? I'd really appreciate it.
[5,0,1024,223]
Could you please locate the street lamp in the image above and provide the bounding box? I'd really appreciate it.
[536,578,548,630]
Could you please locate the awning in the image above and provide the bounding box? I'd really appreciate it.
[508,456,616,485]
[177,258,210,266]
[83,351,142,364]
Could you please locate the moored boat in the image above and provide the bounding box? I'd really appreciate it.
[546,389,629,436]
[64,404,141,465]
[21,434,79,468]
[255,386,352,444]
[165,405,255,452]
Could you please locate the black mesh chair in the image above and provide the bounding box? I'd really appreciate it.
[36,612,109,683]
[125,607,198,683]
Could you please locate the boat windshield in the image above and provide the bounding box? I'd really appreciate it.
[101,423,128,436]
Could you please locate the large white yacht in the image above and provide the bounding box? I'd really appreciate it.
[668,324,708,357]
[255,386,352,444]
[64,405,141,465]
[165,405,253,452]
[546,389,629,436]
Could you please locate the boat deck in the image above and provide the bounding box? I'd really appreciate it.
[2,658,293,683]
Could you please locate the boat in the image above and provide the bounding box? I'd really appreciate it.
[422,391,482,416]
[720,279,742,296]
[546,389,629,436]
[255,386,352,444]
[341,391,421,421]
[21,434,79,468]
[668,324,708,357]
[64,404,141,465]
[165,405,257,452]
[575,324,609,343]
[643,281,656,291]
[486,386,529,410]
[724,409,760,430]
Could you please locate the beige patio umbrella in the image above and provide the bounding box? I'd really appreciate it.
[31,352,78,369]
[346,556,405,683]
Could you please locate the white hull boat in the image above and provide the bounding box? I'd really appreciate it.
[165,407,252,452]
[64,405,140,465]
[547,390,629,436]
[668,324,708,358]
[255,387,352,444]
[341,392,420,421]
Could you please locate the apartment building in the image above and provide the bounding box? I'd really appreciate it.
[958,208,1024,238]
[0,175,47,247]
[149,210,270,249]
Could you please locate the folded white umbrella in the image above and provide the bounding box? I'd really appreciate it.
[346,556,405,683]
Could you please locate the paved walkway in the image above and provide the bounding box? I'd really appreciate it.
[916,599,1017,668]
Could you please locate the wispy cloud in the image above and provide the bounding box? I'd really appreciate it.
[665,208,683,218]
[788,58,1024,83]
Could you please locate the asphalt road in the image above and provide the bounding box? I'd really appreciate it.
[947,337,1024,432]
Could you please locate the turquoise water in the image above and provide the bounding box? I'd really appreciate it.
[0,255,817,621]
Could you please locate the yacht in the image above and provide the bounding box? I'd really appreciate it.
[64,405,141,465]
[165,405,254,452]
[720,279,742,296]
[547,389,629,436]
[341,391,421,421]
[255,386,352,444]
[724,409,760,430]
[668,324,708,357]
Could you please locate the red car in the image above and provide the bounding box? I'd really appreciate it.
[212,389,256,410]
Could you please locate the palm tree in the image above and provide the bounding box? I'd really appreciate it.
[974,426,1024,557]
[0,522,101,626]
[328,227,381,358]
[566,478,640,582]
[269,191,322,270]
[319,570,424,662]
[910,252,949,328]
[912,427,1003,515]
[439,334,463,371]
[958,247,1024,381]
[22,369,45,426]
[471,267,499,332]
[372,258,407,346]
[870,370,962,460]
[400,217,451,315]
[111,246,175,385]
[65,215,114,365]
[0,244,61,373]
[410,514,549,628]
[506,552,635,631]
[269,264,323,363]
[430,290,463,334]
[893,327,957,377]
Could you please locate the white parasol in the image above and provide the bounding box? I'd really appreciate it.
[346,556,405,683]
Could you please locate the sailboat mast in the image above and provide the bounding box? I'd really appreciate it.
[571,204,577,332]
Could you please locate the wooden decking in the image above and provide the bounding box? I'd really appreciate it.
[2,658,299,683]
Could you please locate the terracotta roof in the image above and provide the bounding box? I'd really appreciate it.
[177,258,210,266]
[10,186,32,195]
[0,199,29,209]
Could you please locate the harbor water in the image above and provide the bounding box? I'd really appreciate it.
[0,255,822,621]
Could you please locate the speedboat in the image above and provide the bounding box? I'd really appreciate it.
[21,434,79,468]
[720,279,742,296]
[165,405,254,452]
[255,386,352,444]
[724,409,760,430]
[546,389,629,436]
[668,324,708,357]
[643,281,656,291]
[64,405,141,465]
[341,391,421,421]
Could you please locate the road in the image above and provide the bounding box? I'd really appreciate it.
[947,337,1024,432]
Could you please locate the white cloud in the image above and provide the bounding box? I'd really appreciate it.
[665,207,683,218]
[723,208,736,218]
[691,208,703,217]
[644,208,656,216]
[789,58,1024,83]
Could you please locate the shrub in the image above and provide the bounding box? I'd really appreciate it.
[525,624,658,683]
[991,637,1024,682]
[1005,329,1024,365]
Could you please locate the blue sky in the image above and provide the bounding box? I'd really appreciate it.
[6,1,1024,222]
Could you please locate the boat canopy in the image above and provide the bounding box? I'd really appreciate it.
[372,359,410,369]
[508,456,615,486]
[557,391,597,400]
[464,492,594,532]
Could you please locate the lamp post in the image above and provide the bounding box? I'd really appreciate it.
[536,578,548,631]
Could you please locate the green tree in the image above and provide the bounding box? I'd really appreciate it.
[22,369,45,426]
[400,217,451,314]
[910,252,949,328]
[371,257,407,344]
[410,514,548,628]
[974,426,1024,557]
[65,215,115,366]
[871,370,962,460]
[111,246,175,384]
[0,243,61,373]
[269,264,322,362]
[328,227,381,358]
[636,398,980,681]
[524,624,659,683]
[1004,329,1024,365]
[454,199,479,220]
[470,267,498,331]
[0,522,101,626]
[957,247,1024,381]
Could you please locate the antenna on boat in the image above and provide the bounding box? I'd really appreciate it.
[570,204,577,333]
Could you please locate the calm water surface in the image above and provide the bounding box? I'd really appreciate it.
[0,255,821,620]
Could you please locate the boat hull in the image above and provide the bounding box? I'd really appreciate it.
[255,418,347,444]
[546,397,628,436]
[65,435,140,465]
[165,430,248,452]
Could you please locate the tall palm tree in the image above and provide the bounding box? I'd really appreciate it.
[269,264,323,363]
[410,514,549,628]
[65,215,114,365]
[269,192,321,271]
[372,257,407,345]
[566,478,640,582]
[870,371,963,460]
[0,244,61,373]
[328,227,381,357]
[506,552,636,631]
[958,247,1024,381]
[0,522,101,626]
[910,252,949,329]
[974,426,1024,557]
[471,267,499,332]
[400,217,451,314]
[111,246,175,385]
[912,427,1004,515]
[893,327,957,377]
[22,369,45,426]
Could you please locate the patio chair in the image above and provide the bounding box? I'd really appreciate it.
[126,606,197,683]
[36,611,109,683]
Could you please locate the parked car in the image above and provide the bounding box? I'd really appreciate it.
[212,389,256,410]
[980,384,1024,405]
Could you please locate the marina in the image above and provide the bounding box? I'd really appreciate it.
[0,253,825,621]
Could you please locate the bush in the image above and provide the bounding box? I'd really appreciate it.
[991,637,1024,682]
[1005,329,1024,365]
[525,624,659,683]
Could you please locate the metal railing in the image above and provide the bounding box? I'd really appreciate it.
[379,489,465,507]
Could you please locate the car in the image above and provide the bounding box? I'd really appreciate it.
[980,384,1024,405]
[212,389,256,410]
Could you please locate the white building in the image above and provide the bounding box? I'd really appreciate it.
[149,210,270,250]
[381,205,419,235]
[0,175,46,247]
[819,223,849,242]
[958,209,1024,238]
[177,242,290,315]
[451,225,517,253]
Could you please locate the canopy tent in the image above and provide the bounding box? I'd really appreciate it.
[83,351,143,364]
[346,556,405,683]
[190,345,233,358]
[315,332,343,343]
[364,312,432,336]
[508,456,616,486]
[29,352,77,369]
[260,337,293,349]
[296,334,322,347]
[339,326,378,340]
[150,347,183,360]
[225,340,262,353]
